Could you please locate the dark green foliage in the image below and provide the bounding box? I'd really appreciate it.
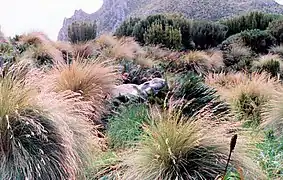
[267,19,283,43]
[256,130,283,179]
[68,21,97,43]
[191,20,228,49]
[144,21,182,49]
[114,17,141,37]
[240,29,277,53]
[0,109,74,180]
[222,11,281,37]
[173,72,229,117]
[107,104,150,149]
[116,14,193,49]
[222,30,277,54]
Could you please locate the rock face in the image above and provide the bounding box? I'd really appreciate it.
[57,0,283,41]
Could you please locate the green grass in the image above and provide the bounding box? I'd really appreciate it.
[106,103,150,149]
[256,130,283,179]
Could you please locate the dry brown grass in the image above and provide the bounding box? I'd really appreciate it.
[19,32,65,64]
[95,34,144,62]
[206,72,279,100]
[72,41,96,59]
[206,72,280,126]
[0,60,80,179]
[42,57,121,124]
[176,50,224,73]
[252,53,283,72]
[205,72,249,91]
[261,86,283,134]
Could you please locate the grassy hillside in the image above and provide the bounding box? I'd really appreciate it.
[1,11,283,179]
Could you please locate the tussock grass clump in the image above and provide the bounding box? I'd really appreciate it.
[252,54,283,77]
[72,41,96,59]
[261,86,283,134]
[206,72,249,90]
[208,72,279,127]
[95,34,143,62]
[19,32,65,64]
[223,44,252,71]
[0,62,79,180]
[43,57,120,124]
[269,45,283,57]
[107,104,150,149]
[122,105,264,180]
[173,50,224,73]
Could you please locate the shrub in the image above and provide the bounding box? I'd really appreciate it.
[68,21,97,43]
[221,30,277,54]
[144,22,182,50]
[122,106,264,179]
[107,104,150,149]
[118,14,193,49]
[222,11,281,37]
[267,19,283,43]
[252,54,283,77]
[191,20,228,49]
[240,29,277,53]
[0,61,79,179]
[114,17,141,37]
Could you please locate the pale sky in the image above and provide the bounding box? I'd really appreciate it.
[0,0,103,41]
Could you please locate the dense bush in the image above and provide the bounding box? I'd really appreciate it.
[114,17,141,37]
[267,19,283,43]
[68,21,97,43]
[221,30,277,54]
[222,11,281,37]
[144,21,182,49]
[240,29,277,53]
[191,20,228,49]
[115,14,193,49]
